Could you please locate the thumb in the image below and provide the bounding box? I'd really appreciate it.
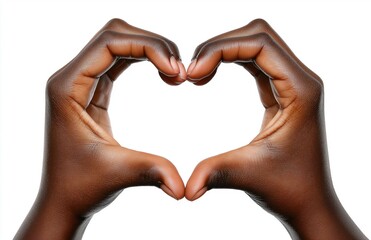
[106,146,185,200]
[185,146,260,201]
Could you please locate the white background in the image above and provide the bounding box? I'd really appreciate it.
[1,0,370,239]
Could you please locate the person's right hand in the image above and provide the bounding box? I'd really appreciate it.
[185,19,367,240]
[15,18,185,240]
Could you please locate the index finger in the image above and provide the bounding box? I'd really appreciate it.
[191,19,319,81]
[48,31,182,109]
[100,19,186,84]
[187,33,318,109]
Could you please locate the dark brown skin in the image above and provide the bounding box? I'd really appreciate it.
[14,19,186,240]
[185,19,368,240]
[15,18,368,240]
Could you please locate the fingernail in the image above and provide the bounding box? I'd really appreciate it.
[170,56,180,73]
[178,61,187,81]
[187,59,197,76]
[161,184,178,200]
[191,186,207,201]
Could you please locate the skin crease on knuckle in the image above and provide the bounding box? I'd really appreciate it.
[13,18,368,240]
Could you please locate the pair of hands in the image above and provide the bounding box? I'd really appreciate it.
[15,19,367,240]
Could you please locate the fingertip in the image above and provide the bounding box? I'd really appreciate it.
[191,187,208,201]
[186,186,207,201]
[161,183,184,200]
[169,175,186,200]
[187,59,219,85]
[158,160,185,200]
[157,56,180,79]
[158,72,183,86]
[158,59,186,86]
[187,59,197,75]
[164,179,185,200]
[186,59,198,82]
[177,60,187,82]
[170,56,180,73]
[185,165,210,201]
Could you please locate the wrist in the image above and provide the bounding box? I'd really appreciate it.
[281,188,367,240]
[15,193,92,240]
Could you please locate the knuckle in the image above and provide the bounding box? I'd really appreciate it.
[45,75,65,109]
[247,18,270,31]
[208,168,230,189]
[105,18,128,29]
[199,42,211,54]
[167,39,180,57]
[308,76,324,95]
[193,38,216,59]
[138,156,169,186]
[152,37,167,48]
[148,37,171,55]
[140,167,160,185]
[316,76,324,87]
[310,78,324,100]
[197,41,217,58]
[299,76,324,106]
[45,74,61,100]
[97,29,116,43]
[256,32,274,44]
[192,43,205,59]
[46,76,55,96]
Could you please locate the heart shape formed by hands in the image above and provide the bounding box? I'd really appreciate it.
[17,18,353,240]
[44,16,326,220]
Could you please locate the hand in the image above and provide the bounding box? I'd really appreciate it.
[185,19,367,240]
[15,18,185,240]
